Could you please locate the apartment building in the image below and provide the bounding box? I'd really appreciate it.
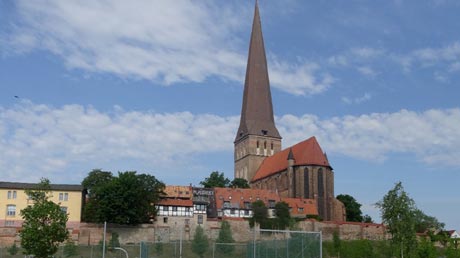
[0,181,83,228]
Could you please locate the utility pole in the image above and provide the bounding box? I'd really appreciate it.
[102,221,107,258]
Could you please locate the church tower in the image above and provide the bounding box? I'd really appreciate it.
[234,1,282,182]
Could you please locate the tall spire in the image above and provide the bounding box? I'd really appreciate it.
[235,0,281,142]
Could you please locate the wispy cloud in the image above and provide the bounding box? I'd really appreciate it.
[327,47,383,78]
[395,42,460,74]
[357,66,378,77]
[328,43,460,82]
[269,56,334,96]
[2,0,330,96]
[341,93,372,104]
[1,102,459,183]
[280,109,460,164]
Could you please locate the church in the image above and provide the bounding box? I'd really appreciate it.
[234,1,345,222]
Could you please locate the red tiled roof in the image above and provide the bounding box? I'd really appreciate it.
[163,185,192,199]
[281,198,318,216]
[252,136,330,182]
[214,187,280,210]
[157,199,193,207]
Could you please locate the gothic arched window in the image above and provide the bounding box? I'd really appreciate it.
[304,167,310,198]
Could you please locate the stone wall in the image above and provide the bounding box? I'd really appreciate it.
[0,219,387,247]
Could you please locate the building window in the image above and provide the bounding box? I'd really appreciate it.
[194,204,206,211]
[59,193,69,201]
[172,206,178,212]
[6,205,16,216]
[5,220,14,227]
[198,215,203,224]
[164,206,170,212]
[7,191,17,199]
[298,207,304,213]
[244,202,251,209]
[268,200,276,208]
[163,217,168,224]
[60,206,68,214]
[230,209,236,215]
[223,201,230,209]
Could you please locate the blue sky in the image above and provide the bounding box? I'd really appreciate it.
[1,0,460,230]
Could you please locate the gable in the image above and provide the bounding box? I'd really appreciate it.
[251,136,330,182]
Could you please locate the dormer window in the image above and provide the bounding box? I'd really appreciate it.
[261,130,268,135]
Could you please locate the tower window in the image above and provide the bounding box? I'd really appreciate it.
[261,130,268,135]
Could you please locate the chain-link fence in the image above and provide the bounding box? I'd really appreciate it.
[0,229,321,258]
[247,229,322,258]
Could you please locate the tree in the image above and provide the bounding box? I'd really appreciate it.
[82,169,113,195]
[413,208,445,233]
[274,201,291,229]
[249,200,268,228]
[154,236,163,255]
[336,194,363,222]
[7,243,18,255]
[192,226,209,258]
[20,178,69,258]
[82,170,165,224]
[332,230,342,258]
[376,182,417,258]
[109,232,120,251]
[200,171,230,188]
[82,169,113,222]
[216,220,235,255]
[229,177,250,188]
[417,238,437,258]
[362,214,374,223]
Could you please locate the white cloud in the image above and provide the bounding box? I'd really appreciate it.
[341,93,372,104]
[279,109,460,164]
[1,102,460,183]
[357,66,378,77]
[269,57,334,96]
[327,55,348,66]
[396,42,460,74]
[326,47,383,77]
[350,47,384,59]
[3,0,330,96]
[0,101,238,183]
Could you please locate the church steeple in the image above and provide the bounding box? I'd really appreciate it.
[235,0,281,142]
[234,1,282,183]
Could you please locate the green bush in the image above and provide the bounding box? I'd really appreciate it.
[7,243,19,255]
[63,240,79,257]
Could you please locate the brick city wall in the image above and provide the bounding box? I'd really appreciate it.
[0,219,387,247]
